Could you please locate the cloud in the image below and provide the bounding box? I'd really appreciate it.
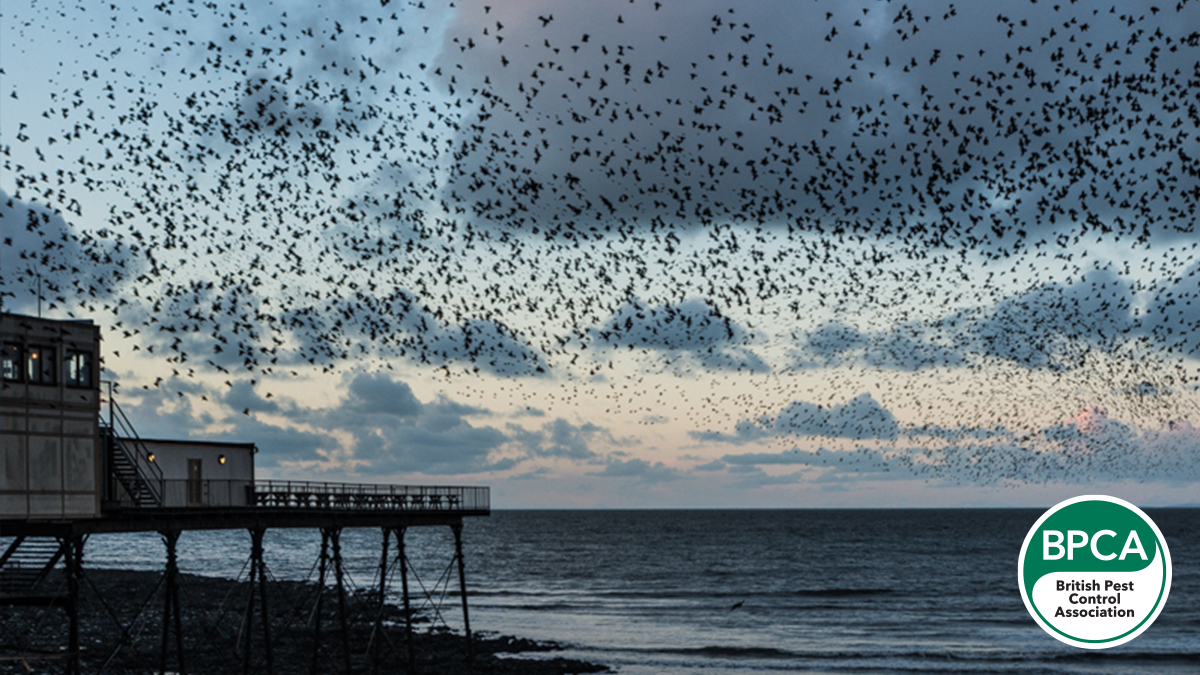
[114,381,334,467]
[698,401,1200,488]
[792,268,1141,373]
[0,190,138,313]
[1144,261,1200,357]
[223,380,280,414]
[772,393,899,440]
[314,375,512,475]
[688,419,772,445]
[215,417,336,468]
[726,466,809,488]
[282,292,551,377]
[958,269,1138,370]
[691,392,900,454]
[593,297,748,349]
[591,296,768,372]
[510,467,553,480]
[424,0,1198,251]
[589,458,681,484]
[792,317,977,373]
[505,418,613,461]
[342,373,422,417]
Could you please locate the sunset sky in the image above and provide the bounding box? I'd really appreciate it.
[3,0,1198,507]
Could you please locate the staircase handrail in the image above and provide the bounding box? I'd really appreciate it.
[108,397,164,483]
[101,381,163,504]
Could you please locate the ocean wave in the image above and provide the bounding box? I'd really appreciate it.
[662,645,799,659]
[793,588,894,597]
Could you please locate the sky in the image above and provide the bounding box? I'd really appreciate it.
[2,0,1199,508]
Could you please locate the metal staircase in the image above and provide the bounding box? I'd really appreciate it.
[101,383,163,507]
[0,536,65,596]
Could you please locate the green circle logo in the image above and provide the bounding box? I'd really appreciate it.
[1018,495,1172,649]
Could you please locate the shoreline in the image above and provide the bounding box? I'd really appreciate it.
[0,568,608,675]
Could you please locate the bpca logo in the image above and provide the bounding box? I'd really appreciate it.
[1018,495,1172,649]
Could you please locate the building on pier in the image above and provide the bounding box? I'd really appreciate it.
[1,313,102,520]
[1,312,489,674]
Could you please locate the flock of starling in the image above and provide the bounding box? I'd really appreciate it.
[2,0,1198,485]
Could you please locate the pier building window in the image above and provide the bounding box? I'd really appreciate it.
[26,346,56,384]
[65,350,94,387]
[2,343,21,381]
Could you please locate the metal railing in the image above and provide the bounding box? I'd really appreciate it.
[108,479,490,513]
[101,381,163,506]
[252,481,490,512]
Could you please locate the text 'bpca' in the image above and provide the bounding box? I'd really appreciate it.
[1043,530,1148,561]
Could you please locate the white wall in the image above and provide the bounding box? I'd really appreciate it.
[137,439,255,507]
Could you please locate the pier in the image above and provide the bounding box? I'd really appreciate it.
[1,313,490,674]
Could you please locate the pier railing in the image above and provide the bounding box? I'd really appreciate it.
[110,479,489,513]
[253,481,489,512]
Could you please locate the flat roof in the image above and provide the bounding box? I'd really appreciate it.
[132,438,257,450]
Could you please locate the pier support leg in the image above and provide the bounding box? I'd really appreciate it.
[452,524,473,662]
[160,530,187,675]
[372,528,390,674]
[241,540,254,675]
[256,529,275,675]
[63,535,83,675]
[245,527,274,675]
[330,528,351,675]
[311,529,330,675]
[397,527,415,674]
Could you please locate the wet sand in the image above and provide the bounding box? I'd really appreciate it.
[0,568,607,674]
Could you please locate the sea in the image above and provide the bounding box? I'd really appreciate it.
[69,509,1199,674]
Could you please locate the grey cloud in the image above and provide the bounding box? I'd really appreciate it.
[1144,261,1200,357]
[223,380,280,414]
[772,393,899,440]
[591,297,769,372]
[903,424,1014,442]
[793,268,1142,373]
[282,293,550,377]
[116,386,214,441]
[727,467,809,488]
[506,418,623,461]
[593,297,749,349]
[343,372,422,417]
[589,458,681,484]
[792,321,966,372]
[115,381,332,467]
[691,392,900,447]
[253,372,519,475]
[702,402,1200,486]
[956,269,1138,370]
[215,417,334,468]
[429,0,1197,249]
[0,190,138,313]
[688,419,772,445]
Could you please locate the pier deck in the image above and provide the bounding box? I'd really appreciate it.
[2,481,489,536]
